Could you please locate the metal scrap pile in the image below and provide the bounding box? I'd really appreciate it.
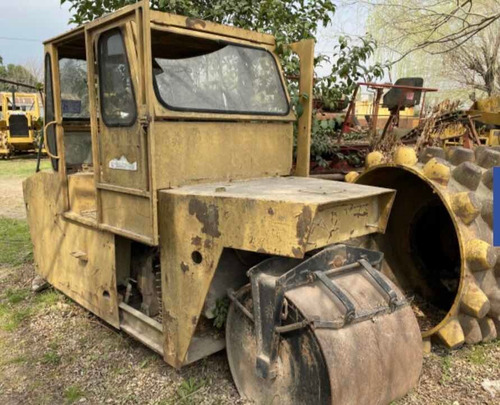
[403,100,481,151]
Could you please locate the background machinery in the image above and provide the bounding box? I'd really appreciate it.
[0,79,42,157]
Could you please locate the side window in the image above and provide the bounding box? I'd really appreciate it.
[59,58,89,119]
[98,29,136,127]
[45,53,58,171]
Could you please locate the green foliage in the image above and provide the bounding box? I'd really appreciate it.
[212,297,229,329]
[35,289,62,308]
[0,57,39,91]
[310,118,339,162]
[315,35,386,111]
[0,354,28,366]
[440,354,452,384]
[177,377,206,402]
[0,218,32,267]
[61,0,335,45]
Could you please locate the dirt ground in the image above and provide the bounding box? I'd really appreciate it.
[0,158,499,404]
[0,177,25,219]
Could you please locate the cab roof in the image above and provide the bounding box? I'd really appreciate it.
[44,2,275,47]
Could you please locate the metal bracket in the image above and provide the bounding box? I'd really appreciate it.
[246,245,386,381]
[358,258,399,311]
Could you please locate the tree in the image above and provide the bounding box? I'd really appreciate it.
[62,0,336,46]
[362,0,500,60]
[443,19,500,96]
[0,57,40,92]
[363,0,500,97]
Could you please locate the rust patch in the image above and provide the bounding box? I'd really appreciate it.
[186,17,207,29]
[292,247,303,258]
[191,236,202,247]
[188,199,221,238]
[164,310,175,323]
[204,239,213,249]
[268,207,275,215]
[191,316,198,326]
[257,248,268,254]
[329,255,345,268]
[296,206,313,247]
[180,262,189,273]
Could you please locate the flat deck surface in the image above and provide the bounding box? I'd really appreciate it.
[163,176,393,204]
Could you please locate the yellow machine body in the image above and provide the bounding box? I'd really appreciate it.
[0,92,41,155]
[24,3,423,403]
[23,0,395,367]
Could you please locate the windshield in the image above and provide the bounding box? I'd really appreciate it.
[152,32,289,115]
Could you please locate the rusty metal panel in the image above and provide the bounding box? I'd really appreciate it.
[153,121,294,189]
[158,176,395,366]
[149,10,275,45]
[307,192,394,251]
[68,173,96,215]
[23,172,120,328]
[100,190,153,242]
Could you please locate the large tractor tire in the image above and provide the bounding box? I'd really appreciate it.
[347,145,500,349]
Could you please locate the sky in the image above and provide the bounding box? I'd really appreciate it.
[0,0,378,87]
[0,1,367,70]
[0,0,74,67]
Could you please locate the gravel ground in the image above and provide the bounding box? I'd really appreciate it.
[0,264,498,405]
[0,265,247,405]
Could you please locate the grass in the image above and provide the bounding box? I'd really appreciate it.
[177,377,207,403]
[0,158,51,178]
[0,354,28,366]
[0,304,32,332]
[5,288,30,304]
[466,344,488,365]
[440,354,453,384]
[0,217,32,266]
[35,289,62,307]
[41,350,61,365]
[63,385,85,404]
[0,285,61,334]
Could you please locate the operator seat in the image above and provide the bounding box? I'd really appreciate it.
[382,77,424,113]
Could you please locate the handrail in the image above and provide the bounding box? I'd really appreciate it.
[43,120,60,159]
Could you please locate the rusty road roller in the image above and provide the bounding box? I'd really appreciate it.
[347,145,500,350]
[25,2,422,403]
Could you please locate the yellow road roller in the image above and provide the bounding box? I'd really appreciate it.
[348,145,500,351]
[24,2,422,403]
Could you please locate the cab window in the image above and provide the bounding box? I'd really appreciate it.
[44,53,58,171]
[98,29,137,127]
[151,30,289,115]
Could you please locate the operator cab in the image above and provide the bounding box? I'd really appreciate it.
[44,6,295,245]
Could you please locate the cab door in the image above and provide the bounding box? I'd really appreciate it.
[87,21,154,243]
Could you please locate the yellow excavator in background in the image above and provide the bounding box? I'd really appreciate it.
[0,78,42,158]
